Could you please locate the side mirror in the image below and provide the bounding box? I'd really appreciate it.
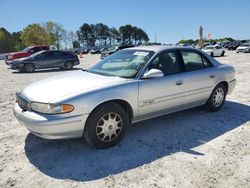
[142,69,164,79]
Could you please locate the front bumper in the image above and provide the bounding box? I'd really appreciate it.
[13,103,89,139]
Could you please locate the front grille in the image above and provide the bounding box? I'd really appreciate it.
[16,93,30,110]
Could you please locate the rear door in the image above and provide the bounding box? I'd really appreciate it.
[35,51,54,68]
[51,51,65,67]
[179,50,217,106]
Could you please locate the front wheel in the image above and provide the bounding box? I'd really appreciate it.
[23,64,35,72]
[210,52,214,57]
[84,102,128,149]
[221,51,225,56]
[205,84,226,112]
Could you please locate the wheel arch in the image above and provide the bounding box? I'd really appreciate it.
[88,99,134,124]
[216,81,228,94]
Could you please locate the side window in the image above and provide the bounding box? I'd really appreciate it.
[149,51,182,75]
[30,47,41,53]
[40,51,52,58]
[41,46,49,50]
[181,51,209,71]
[52,51,63,57]
[202,55,213,68]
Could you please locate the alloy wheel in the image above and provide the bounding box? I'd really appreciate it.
[96,112,123,143]
[213,88,224,107]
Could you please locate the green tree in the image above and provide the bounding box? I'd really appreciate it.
[109,27,120,45]
[44,21,66,49]
[12,31,24,51]
[21,23,49,46]
[0,28,13,53]
[77,23,96,47]
[72,40,80,48]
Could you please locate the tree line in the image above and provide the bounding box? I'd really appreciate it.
[178,37,235,45]
[0,22,149,53]
[77,23,149,47]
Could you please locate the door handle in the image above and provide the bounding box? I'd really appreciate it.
[176,80,183,85]
[210,74,216,78]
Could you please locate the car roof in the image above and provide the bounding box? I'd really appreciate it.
[127,45,198,53]
[30,45,49,48]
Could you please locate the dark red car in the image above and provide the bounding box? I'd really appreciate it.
[5,45,50,65]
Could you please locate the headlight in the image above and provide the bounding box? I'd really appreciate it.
[30,102,74,114]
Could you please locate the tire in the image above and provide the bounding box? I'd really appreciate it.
[221,51,225,56]
[205,84,226,112]
[84,102,128,149]
[210,52,214,57]
[23,64,35,72]
[64,61,73,70]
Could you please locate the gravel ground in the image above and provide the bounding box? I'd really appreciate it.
[0,51,250,188]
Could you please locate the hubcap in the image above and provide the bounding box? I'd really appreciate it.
[213,88,224,107]
[96,112,122,142]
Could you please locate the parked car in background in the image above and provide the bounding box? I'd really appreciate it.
[11,50,80,72]
[228,41,242,51]
[14,46,236,149]
[236,43,250,53]
[5,45,50,65]
[90,48,100,54]
[202,45,225,57]
[100,45,135,59]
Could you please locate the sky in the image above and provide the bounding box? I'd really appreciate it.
[1,0,250,44]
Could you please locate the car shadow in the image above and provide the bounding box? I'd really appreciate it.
[24,101,250,181]
[12,67,82,74]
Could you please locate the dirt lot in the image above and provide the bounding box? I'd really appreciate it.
[0,51,250,188]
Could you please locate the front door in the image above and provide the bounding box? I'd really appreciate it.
[138,50,186,120]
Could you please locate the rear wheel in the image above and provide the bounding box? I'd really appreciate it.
[64,61,73,70]
[23,64,35,72]
[205,84,226,112]
[84,102,128,149]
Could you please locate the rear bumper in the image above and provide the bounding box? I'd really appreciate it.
[13,103,89,139]
[228,79,236,95]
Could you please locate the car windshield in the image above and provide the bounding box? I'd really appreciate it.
[88,50,154,78]
[22,47,32,52]
[203,46,214,50]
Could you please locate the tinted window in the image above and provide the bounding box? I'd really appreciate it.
[149,51,182,75]
[52,51,63,57]
[39,51,52,58]
[32,47,41,53]
[41,46,49,50]
[181,51,211,71]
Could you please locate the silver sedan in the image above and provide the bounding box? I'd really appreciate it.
[14,46,236,149]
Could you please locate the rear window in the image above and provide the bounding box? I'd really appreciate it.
[181,51,212,71]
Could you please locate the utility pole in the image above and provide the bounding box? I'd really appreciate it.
[155,33,157,43]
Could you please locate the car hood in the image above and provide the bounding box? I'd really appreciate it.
[10,51,27,56]
[21,71,127,103]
